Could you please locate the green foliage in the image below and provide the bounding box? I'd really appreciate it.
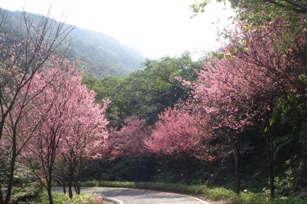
[191,1,306,53]
[191,0,307,20]
[97,181,135,188]
[267,89,307,170]
[24,192,104,204]
[83,52,202,126]
[11,183,41,204]
[80,180,136,188]
[270,197,307,204]
[1,162,41,203]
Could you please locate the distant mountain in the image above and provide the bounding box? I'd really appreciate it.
[68,28,144,76]
[0,8,144,76]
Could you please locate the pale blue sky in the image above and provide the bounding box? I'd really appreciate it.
[0,0,235,59]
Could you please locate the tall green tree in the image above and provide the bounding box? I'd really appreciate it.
[83,52,203,126]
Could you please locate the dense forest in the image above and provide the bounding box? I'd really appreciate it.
[0,0,306,204]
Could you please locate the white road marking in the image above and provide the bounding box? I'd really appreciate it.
[192,197,210,204]
[106,197,124,204]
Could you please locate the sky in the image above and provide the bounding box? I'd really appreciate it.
[0,0,235,59]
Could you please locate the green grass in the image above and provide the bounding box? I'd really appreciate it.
[80,180,306,204]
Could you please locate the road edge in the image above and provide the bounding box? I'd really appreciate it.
[105,197,124,204]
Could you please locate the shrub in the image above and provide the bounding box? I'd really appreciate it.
[21,192,104,204]
[97,181,135,188]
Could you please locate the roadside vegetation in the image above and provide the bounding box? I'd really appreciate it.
[18,191,104,204]
[79,181,306,204]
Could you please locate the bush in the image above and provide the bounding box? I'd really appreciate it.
[81,180,99,187]
[22,192,104,204]
[97,181,135,188]
[11,183,41,204]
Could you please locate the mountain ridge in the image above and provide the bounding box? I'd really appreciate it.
[69,27,145,76]
[0,8,145,77]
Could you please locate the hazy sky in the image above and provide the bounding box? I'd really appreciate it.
[0,0,235,59]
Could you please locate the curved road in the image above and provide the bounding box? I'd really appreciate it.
[81,187,210,204]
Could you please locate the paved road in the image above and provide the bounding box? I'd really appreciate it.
[81,187,210,204]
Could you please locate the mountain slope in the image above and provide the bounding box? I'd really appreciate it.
[69,28,144,76]
[0,8,144,77]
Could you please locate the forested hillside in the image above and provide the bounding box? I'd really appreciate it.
[69,28,144,76]
[0,8,144,76]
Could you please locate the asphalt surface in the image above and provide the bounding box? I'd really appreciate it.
[80,187,210,204]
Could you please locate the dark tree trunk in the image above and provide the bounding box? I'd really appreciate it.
[67,161,75,198]
[47,181,54,204]
[0,183,4,204]
[62,184,66,194]
[74,178,81,195]
[184,158,190,185]
[162,158,167,183]
[4,135,17,204]
[135,158,139,187]
[266,131,275,198]
[74,159,83,195]
[68,178,73,199]
[74,182,80,195]
[232,141,241,194]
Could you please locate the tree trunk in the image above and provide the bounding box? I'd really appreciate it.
[5,161,15,204]
[74,171,81,195]
[68,177,73,199]
[0,184,4,204]
[74,181,80,195]
[0,124,4,204]
[135,158,139,187]
[4,135,17,204]
[184,158,190,185]
[74,160,83,195]
[67,162,75,198]
[266,131,275,198]
[47,181,54,204]
[62,184,66,194]
[163,159,167,183]
[232,141,241,194]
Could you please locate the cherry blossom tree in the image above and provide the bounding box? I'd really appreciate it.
[0,10,73,203]
[21,62,78,204]
[187,17,306,195]
[20,61,108,204]
[190,56,257,192]
[228,18,305,196]
[228,18,306,197]
[106,117,150,183]
[58,88,109,198]
[145,105,212,184]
